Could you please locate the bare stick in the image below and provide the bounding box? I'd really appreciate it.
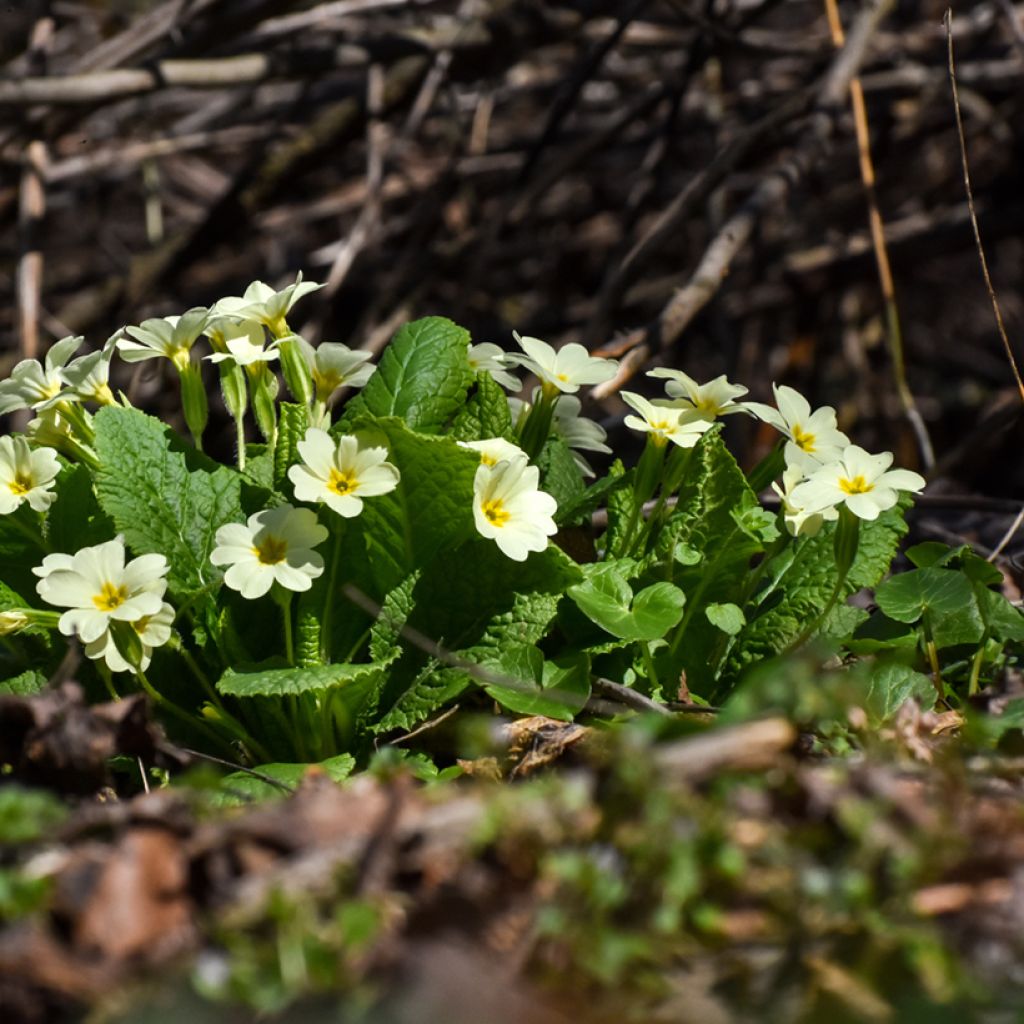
[944,9,1024,404]
[17,140,47,365]
[824,0,933,470]
[592,0,896,399]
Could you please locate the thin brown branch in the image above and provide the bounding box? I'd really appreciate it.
[945,8,1024,405]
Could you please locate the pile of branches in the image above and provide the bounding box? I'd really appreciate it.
[1,0,1023,489]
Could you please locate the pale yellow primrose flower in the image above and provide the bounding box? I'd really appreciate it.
[505,332,617,395]
[205,323,280,368]
[791,445,925,522]
[55,334,119,406]
[0,335,83,415]
[467,342,521,392]
[0,436,60,514]
[473,457,558,562]
[214,273,322,334]
[34,538,168,645]
[293,337,375,402]
[118,307,210,371]
[288,428,399,518]
[772,464,838,538]
[211,504,328,599]
[648,369,750,418]
[84,601,175,674]
[621,391,712,449]
[458,437,526,468]
[746,384,849,472]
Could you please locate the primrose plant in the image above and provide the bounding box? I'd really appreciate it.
[0,271,992,776]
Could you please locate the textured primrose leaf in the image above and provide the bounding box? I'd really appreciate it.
[342,316,473,433]
[374,541,581,731]
[372,665,470,735]
[537,435,586,526]
[46,462,114,553]
[0,669,49,697]
[0,505,48,601]
[719,499,910,697]
[448,371,515,441]
[346,417,479,597]
[93,407,244,600]
[274,401,310,490]
[217,661,388,698]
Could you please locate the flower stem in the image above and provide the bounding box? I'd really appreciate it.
[319,527,343,663]
[134,665,235,756]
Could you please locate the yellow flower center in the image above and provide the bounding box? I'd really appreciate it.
[482,498,510,527]
[695,397,718,415]
[792,424,816,452]
[93,581,128,611]
[42,379,62,399]
[8,473,33,496]
[314,370,342,395]
[480,453,498,467]
[133,615,153,635]
[328,468,358,496]
[839,475,873,495]
[556,372,570,382]
[253,535,288,565]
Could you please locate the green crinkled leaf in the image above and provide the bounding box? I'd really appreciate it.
[93,407,244,600]
[448,372,515,441]
[602,460,635,558]
[219,754,355,803]
[0,670,48,697]
[556,471,630,528]
[862,661,936,725]
[274,402,310,490]
[0,505,48,601]
[477,647,590,721]
[217,660,388,698]
[346,417,479,596]
[372,664,470,735]
[720,499,910,696]
[537,435,586,525]
[46,463,114,553]
[375,541,581,730]
[369,571,419,662]
[341,316,473,433]
[650,428,763,696]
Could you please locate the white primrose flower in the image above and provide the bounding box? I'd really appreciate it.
[458,437,527,467]
[214,273,322,334]
[505,332,617,395]
[772,464,838,538]
[467,342,521,392]
[791,445,926,522]
[118,307,210,370]
[0,436,60,514]
[210,504,328,599]
[0,335,84,415]
[34,538,168,645]
[84,601,175,674]
[205,322,280,368]
[294,337,375,402]
[648,369,750,418]
[55,334,119,406]
[473,457,558,562]
[746,385,849,472]
[288,428,399,518]
[622,391,712,449]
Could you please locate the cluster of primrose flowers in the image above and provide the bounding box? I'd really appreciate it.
[0,271,924,687]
